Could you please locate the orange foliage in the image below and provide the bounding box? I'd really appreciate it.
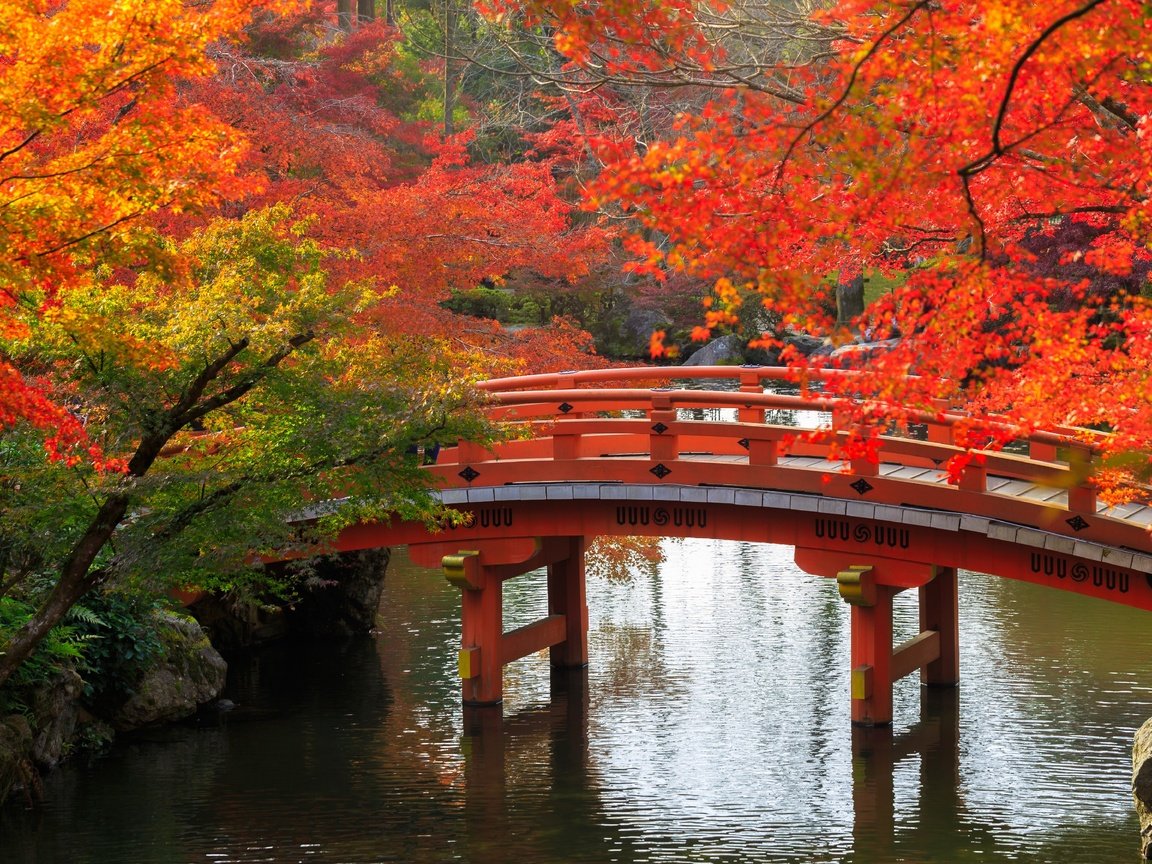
[0,0,296,447]
[512,0,1152,484]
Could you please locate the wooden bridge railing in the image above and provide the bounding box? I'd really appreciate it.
[452,366,1106,517]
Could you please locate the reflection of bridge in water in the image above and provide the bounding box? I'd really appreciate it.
[330,367,1152,726]
[459,672,993,863]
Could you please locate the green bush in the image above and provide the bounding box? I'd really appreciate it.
[69,592,165,713]
[0,598,85,716]
[441,286,552,325]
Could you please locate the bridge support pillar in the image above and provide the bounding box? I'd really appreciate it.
[445,550,505,706]
[435,537,588,708]
[846,579,899,726]
[919,566,959,687]
[548,536,589,669]
[826,559,960,727]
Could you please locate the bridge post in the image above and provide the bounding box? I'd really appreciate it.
[438,537,590,708]
[738,368,764,423]
[445,551,505,706]
[547,536,589,669]
[843,573,899,726]
[828,558,957,726]
[919,566,959,687]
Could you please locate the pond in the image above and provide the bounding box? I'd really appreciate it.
[2,540,1150,863]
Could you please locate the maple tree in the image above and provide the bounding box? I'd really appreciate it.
[481,0,1152,494]
[0,205,495,689]
[0,0,303,453]
[188,11,613,369]
[0,0,617,693]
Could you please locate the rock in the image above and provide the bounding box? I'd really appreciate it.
[30,668,83,768]
[622,308,673,355]
[189,592,290,653]
[1135,718,1152,858]
[107,611,226,731]
[828,338,901,366]
[0,714,33,803]
[781,332,827,356]
[742,341,782,367]
[680,334,744,366]
[285,548,392,638]
[189,550,392,650]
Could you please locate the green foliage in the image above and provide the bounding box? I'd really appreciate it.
[68,592,165,712]
[0,597,83,716]
[441,285,550,324]
[1,204,497,689]
[0,590,165,717]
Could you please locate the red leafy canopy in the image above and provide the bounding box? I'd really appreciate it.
[521,0,1152,484]
[186,12,611,369]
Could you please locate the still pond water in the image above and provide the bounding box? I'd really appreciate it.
[2,540,1151,864]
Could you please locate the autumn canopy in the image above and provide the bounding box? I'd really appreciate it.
[528,0,1152,493]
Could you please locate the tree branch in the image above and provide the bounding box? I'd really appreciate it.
[774,0,933,189]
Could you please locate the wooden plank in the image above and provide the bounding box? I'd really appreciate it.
[501,614,567,664]
[890,630,941,683]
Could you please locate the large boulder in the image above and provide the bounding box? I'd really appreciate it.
[681,334,744,366]
[1135,718,1152,858]
[107,610,226,731]
[188,592,290,653]
[284,549,392,638]
[781,331,827,357]
[621,308,674,357]
[190,550,392,651]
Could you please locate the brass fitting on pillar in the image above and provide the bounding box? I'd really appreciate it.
[837,564,876,606]
[443,550,483,590]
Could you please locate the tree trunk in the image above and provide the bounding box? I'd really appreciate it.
[443,0,457,137]
[357,0,374,25]
[0,335,308,693]
[0,495,129,689]
[337,0,355,32]
[836,272,866,330]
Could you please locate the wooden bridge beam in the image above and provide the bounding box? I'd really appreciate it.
[547,536,589,669]
[919,566,959,687]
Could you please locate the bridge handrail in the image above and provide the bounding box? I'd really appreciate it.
[477,365,858,392]
[481,384,1101,456]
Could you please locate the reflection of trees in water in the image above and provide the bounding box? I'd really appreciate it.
[586,535,665,583]
[593,622,678,701]
[971,569,1152,675]
[849,689,1011,863]
[458,674,645,864]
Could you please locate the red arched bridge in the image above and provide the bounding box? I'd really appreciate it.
[327,366,1152,726]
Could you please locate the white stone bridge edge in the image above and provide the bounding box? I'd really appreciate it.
[435,482,1152,575]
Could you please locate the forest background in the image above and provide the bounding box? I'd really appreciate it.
[1,0,1151,727]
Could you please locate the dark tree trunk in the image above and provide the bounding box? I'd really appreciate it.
[443,0,457,137]
[0,495,128,689]
[337,0,355,31]
[836,273,866,329]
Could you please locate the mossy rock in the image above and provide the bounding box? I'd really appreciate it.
[1134,717,1152,859]
[106,611,226,731]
